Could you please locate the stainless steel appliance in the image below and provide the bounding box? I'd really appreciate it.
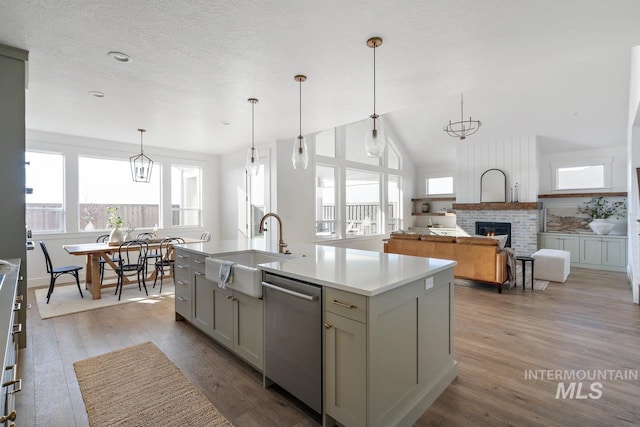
[263,272,322,413]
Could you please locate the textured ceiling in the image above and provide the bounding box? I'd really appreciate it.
[1,0,639,166]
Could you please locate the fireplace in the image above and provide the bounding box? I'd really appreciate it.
[476,221,511,248]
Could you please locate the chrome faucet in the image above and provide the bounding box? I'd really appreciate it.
[259,213,289,254]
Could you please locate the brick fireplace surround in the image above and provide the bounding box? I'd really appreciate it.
[453,202,542,257]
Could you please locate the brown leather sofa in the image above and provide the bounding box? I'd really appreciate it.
[384,233,508,292]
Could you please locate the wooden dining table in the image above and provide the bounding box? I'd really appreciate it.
[63,237,202,300]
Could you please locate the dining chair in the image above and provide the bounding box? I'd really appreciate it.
[137,232,160,277]
[114,240,149,301]
[153,237,185,293]
[39,241,84,304]
[200,231,211,242]
[96,234,121,285]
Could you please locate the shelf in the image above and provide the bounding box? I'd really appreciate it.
[411,197,456,202]
[411,212,456,217]
[538,192,627,199]
[452,202,541,211]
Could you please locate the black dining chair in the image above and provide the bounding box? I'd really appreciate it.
[39,241,84,304]
[96,234,121,285]
[137,232,160,277]
[200,231,211,242]
[153,237,185,293]
[114,240,149,301]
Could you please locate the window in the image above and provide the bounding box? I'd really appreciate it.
[315,129,335,158]
[346,169,381,236]
[387,140,401,169]
[248,163,266,237]
[171,165,202,226]
[556,165,606,190]
[78,157,161,230]
[26,151,65,232]
[426,176,454,195]
[388,175,402,232]
[315,165,337,238]
[345,121,379,166]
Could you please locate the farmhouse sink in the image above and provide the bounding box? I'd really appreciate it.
[204,250,294,298]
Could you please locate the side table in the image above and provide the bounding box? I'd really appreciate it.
[515,256,535,290]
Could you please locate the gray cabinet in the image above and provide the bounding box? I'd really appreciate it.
[175,249,263,371]
[538,233,627,272]
[324,270,457,427]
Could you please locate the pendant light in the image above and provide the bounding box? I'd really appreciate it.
[245,98,260,176]
[365,36,386,158]
[443,93,482,140]
[292,74,309,170]
[130,128,154,183]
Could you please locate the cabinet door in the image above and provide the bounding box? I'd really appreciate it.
[234,292,264,371]
[602,238,627,267]
[192,271,215,335]
[211,287,234,351]
[580,237,602,265]
[559,236,580,263]
[539,234,559,250]
[325,312,367,427]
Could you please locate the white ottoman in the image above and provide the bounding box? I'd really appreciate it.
[532,249,571,282]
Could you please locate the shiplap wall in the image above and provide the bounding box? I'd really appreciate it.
[456,136,539,203]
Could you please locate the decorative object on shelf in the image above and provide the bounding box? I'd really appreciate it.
[245,98,260,176]
[106,206,125,244]
[421,203,430,213]
[443,93,482,140]
[130,128,154,183]
[364,36,386,158]
[292,75,309,170]
[514,182,519,203]
[578,196,626,235]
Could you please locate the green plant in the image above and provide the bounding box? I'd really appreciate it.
[578,197,626,219]
[106,206,125,229]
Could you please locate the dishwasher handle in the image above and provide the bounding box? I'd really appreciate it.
[262,281,319,301]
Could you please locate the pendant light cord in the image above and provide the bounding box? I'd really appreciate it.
[251,101,255,151]
[298,78,303,149]
[373,42,377,117]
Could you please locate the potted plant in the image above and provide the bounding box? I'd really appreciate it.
[578,196,626,235]
[106,206,125,243]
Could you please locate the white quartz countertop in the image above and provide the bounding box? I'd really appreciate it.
[176,239,456,297]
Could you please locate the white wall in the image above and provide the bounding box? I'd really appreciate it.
[627,46,640,304]
[26,130,220,287]
[456,136,539,203]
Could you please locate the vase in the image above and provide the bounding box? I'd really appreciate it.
[589,219,614,235]
[109,227,124,244]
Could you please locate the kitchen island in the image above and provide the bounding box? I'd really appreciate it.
[174,240,457,427]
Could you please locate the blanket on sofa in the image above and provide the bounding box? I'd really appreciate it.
[501,247,516,287]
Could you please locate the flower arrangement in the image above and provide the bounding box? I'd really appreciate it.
[578,197,626,220]
[106,206,125,229]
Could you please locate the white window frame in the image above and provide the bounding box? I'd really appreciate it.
[171,164,203,227]
[426,176,454,196]
[551,157,612,191]
[26,150,66,233]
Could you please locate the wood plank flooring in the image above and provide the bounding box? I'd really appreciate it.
[16,267,640,426]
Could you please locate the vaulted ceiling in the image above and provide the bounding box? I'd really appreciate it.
[2,0,639,166]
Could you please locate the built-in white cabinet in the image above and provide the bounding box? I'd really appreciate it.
[538,233,627,272]
[176,249,264,371]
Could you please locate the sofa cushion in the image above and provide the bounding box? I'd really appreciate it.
[420,235,457,243]
[390,233,422,240]
[456,236,499,246]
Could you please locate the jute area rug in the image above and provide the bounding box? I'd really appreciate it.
[74,342,233,427]
[35,280,175,320]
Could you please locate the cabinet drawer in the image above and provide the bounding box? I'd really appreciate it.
[175,250,191,263]
[175,293,192,320]
[325,288,367,324]
[174,262,191,281]
[192,254,207,274]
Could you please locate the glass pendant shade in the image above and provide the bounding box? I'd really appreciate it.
[292,135,309,169]
[245,147,260,176]
[365,113,386,157]
[130,128,153,183]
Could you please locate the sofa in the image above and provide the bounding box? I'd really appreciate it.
[384,233,508,292]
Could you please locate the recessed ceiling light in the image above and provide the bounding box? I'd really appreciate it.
[88,90,105,98]
[222,120,232,125]
[107,51,131,63]
[571,111,582,118]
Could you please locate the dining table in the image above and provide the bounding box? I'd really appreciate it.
[63,237,202,300]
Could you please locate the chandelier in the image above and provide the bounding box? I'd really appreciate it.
[364,36,386,157]
[444,93,482,140]
[130,128,154,183]
[292,74,309,170]
[245,98,260,176]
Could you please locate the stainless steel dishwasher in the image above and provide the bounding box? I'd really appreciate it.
[263,272,322,414]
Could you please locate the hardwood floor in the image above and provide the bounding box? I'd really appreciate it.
[16,267,640,426]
